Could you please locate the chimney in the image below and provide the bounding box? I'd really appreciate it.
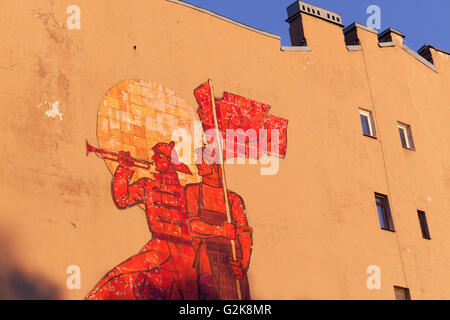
[378,28,405,46]
[286,1,343,46]
[343,22,378,46]
[418,45,434,64]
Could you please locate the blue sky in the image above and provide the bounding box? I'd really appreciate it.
[182,0,450,51]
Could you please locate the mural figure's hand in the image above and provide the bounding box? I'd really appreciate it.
[230,260,245,280]
[118,151,134,168]
[220,222,236,240]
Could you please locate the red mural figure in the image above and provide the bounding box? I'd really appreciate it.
[87,80,288,300]
[187,80,288,300]
[86,142,198,300]
[185,147,253,300]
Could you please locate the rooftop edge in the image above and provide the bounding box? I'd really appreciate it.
[166,0,281,40]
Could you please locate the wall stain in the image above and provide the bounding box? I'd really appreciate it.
[58,177,91,197]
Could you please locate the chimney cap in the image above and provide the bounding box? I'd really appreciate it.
[286,1,343,26]
[418,44,450,56]
[378,27,405,40]
[343,22,378,35]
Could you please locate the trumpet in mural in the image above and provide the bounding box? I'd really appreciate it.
[86,139,154,170]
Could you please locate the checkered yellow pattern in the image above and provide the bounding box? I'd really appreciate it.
[97,79,201,186]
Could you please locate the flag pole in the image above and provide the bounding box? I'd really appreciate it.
[208,79,243,300]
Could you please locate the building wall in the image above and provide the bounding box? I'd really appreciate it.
[0,0,449,299]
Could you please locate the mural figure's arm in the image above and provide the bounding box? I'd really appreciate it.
[229,193,253,279]
[112,151,146,209]
[185,185,235,240]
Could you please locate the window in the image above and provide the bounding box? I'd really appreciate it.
[394,286,411,300]
[398,122,415,150]
[375,193,395,231]
[418,210,431,240]
[359,109,376,138]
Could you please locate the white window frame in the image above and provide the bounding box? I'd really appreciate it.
[359,109,376,138]
[398,122,415,150]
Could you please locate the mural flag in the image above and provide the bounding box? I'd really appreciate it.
[194,81,288,161]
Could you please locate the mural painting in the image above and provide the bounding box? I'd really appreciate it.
[85,80,288,300]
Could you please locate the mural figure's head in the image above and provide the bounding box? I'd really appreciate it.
[151,141,192,174]
[194,146,221,179]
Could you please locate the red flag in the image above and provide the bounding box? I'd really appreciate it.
[194,82,288,160]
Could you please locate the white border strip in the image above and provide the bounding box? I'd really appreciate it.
[281,46,312,52]
[346,45,362,51]
[378,42,395,48]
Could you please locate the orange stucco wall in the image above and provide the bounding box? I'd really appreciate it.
[0,0,449,299]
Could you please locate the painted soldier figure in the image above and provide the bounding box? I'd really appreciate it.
[86,141,198,300]
[185,147,253,300]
